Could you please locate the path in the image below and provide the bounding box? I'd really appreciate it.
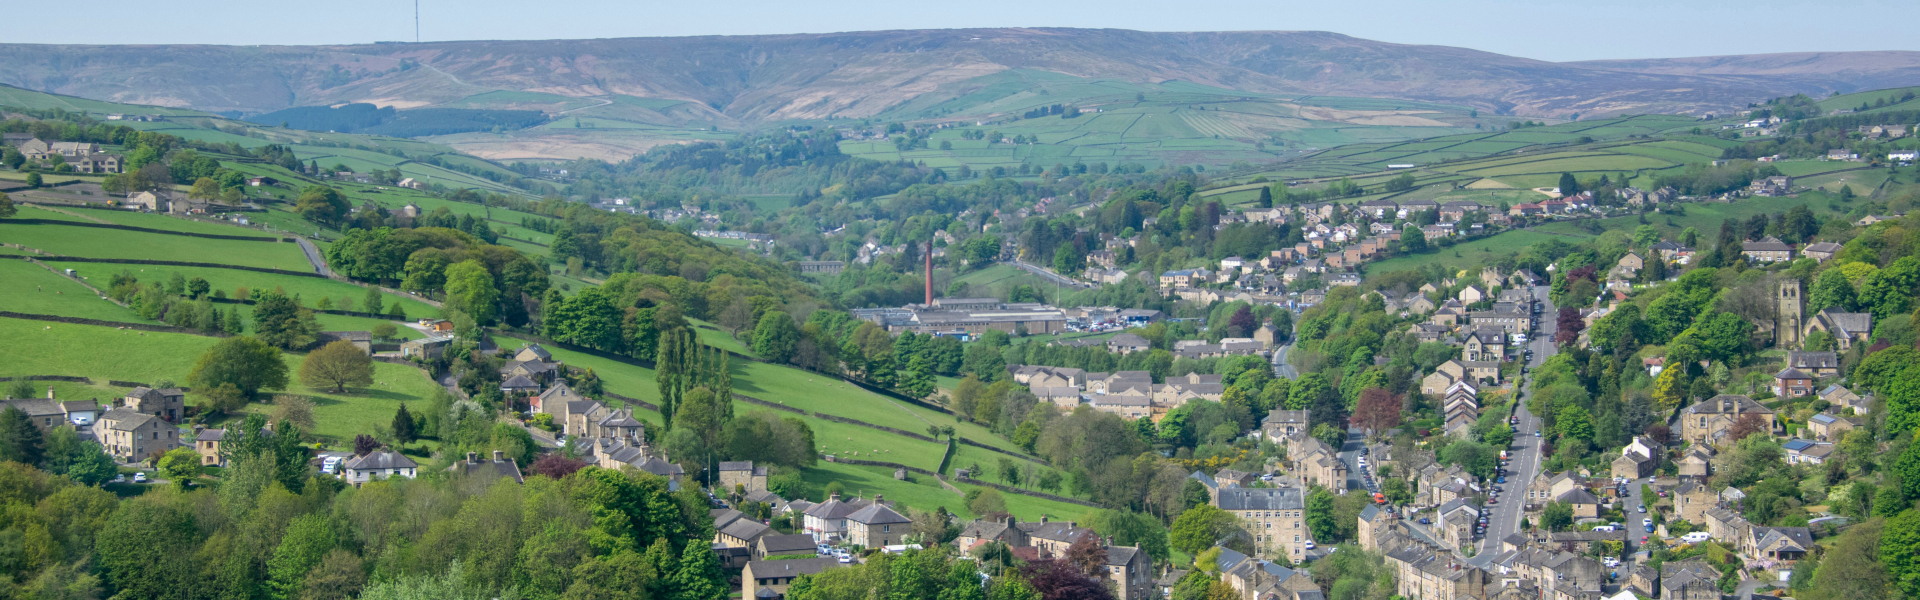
[25,203,112,224]
[294,238,333,277]
[558,98,616,114]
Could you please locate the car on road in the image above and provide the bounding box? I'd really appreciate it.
[1535,431,1542,437]
[1419,518,1431,525]
[133,472,147,483]
[1638,504,1647,513]
[113,474,126,483]
[1486,498,1498,505]
[1305,541,1316,550]
[1496,476,1506,483]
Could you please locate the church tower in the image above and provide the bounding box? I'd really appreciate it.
[1778,280,1803,348]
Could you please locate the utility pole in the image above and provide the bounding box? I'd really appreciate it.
[415,0,420,43]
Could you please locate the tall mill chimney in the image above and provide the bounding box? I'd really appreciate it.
[925,241,933,305]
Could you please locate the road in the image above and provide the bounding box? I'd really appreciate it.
[1009,259,1095,290]
[1467,284,1555,566]
[294,238,334,277]
[1271,341,1298,380]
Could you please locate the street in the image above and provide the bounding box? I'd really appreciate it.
[1270,340,1298,380]
[1467,284,1556,566]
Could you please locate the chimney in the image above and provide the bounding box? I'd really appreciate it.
[874,494,884,505]
[1004,515,1017,526]
[925,241,933,305]
[1040,516,1049,524]
[48,386,55,399]
[829,491,841,503]
[493,450,505,462]
[466,452,479,464]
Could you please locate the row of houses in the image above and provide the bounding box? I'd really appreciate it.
[1014,366,1227,421]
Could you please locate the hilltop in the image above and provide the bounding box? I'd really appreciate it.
[6,30,1920,163]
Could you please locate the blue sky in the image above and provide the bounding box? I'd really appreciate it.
[8,0,1917,62]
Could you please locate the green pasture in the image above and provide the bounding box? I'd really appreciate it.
[0,221,315,271]
[0,259,143,321]
[0,317,444,446]
[1363,229,1578,278]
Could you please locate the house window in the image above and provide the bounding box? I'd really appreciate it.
[883,525,890,533]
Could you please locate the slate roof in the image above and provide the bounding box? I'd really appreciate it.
[1216,487,1304,511]
[846,503,910,525]
[758,533,818,554]
[343,451,417,471]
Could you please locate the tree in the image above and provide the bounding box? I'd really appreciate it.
[1557,404,1594,441]
[362,287,385,315]
[43,425,117,485]
[1882,363,1920,434]
[967,488,1009,518]
[1557,172,1580,196]
[295,185,349,226]
[1541,501,1574,531]
[1882,510,1920,599]
[1382,478,1413,505]
[751,311,801,364]
[188,177,221,201]
[273,396,318,432]
[155,447,201,488]
[252,290,318,350]
[1170,504,1240,556]
[0,191,14,218]
[392,403,417,443]
[1350,388,1402,436]
[1728,413,1770,443]
[0,405,47,465]
[1556,307,1585,345]
[1400,225,1428,254]
[1305,487,1339,542]
[188,336,290,400]
[25,172,41,188]
[370,322,398,341]
[268,514,339,600]
[300,340,374,393]
[443,259,500,325]
[1808,267,1856,313]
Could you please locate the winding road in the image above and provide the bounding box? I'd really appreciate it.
[295,238,333,277]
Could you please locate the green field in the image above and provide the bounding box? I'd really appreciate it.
[0,221,315,271]
[0,259,144,321]
[0,317,444,446]
[1530,194,1858,241]
[53,261,437,318]
[1363,229,1578,277]
[949,264,1066,301]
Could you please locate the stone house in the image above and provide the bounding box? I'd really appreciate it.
[1680,394,1774,447]
[718,461,770,493]
[94,408,180,462]
[195,428,227,467]
[743,557,842,599]
[1741,237,1793,263]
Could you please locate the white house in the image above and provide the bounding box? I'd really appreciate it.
[341,451,419,485]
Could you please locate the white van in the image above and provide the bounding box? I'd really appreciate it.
[1681,532,1712,544]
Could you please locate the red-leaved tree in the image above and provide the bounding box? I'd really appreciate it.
[529,454,589,479]
[1556,307,1585,345]
[1350,387,1403,435]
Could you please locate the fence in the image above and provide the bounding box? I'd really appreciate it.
[3,219,288,242]
[821,455,939,477]
[736,394,807,415]
[958,437,1050,466]
[0,310,227,337]
[809,412,938,442]
[27,256,328,279]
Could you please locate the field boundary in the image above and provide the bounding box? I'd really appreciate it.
[9,254,330,278]
[957,437,1050,466]
[3,218,292,242]
[0,310,225,337]
[823,455,939,477]
[954,474,1100,507]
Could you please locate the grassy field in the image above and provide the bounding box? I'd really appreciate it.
[0,317,445,446]
[1363,229,1578,277]
[0,259,144,321]
[950,264,1064,301]
[57,261,439,318]
[1531,194,1860,241]
[0,221,315,271]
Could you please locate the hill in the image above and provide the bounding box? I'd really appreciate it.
[5,29,1919,163]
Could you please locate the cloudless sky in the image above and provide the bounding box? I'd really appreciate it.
[7,0,1916,62]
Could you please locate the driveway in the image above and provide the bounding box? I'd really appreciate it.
[1009,259,1095,290]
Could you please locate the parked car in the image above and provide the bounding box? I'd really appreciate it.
[112,474,126,483]
[1638,504,1647,513]
[1305,541,1316,550]
[133,472,147,484]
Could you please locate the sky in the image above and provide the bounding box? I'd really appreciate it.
[7,0,1918,62]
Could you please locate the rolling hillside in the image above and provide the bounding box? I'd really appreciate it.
[5,29,1919,163]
